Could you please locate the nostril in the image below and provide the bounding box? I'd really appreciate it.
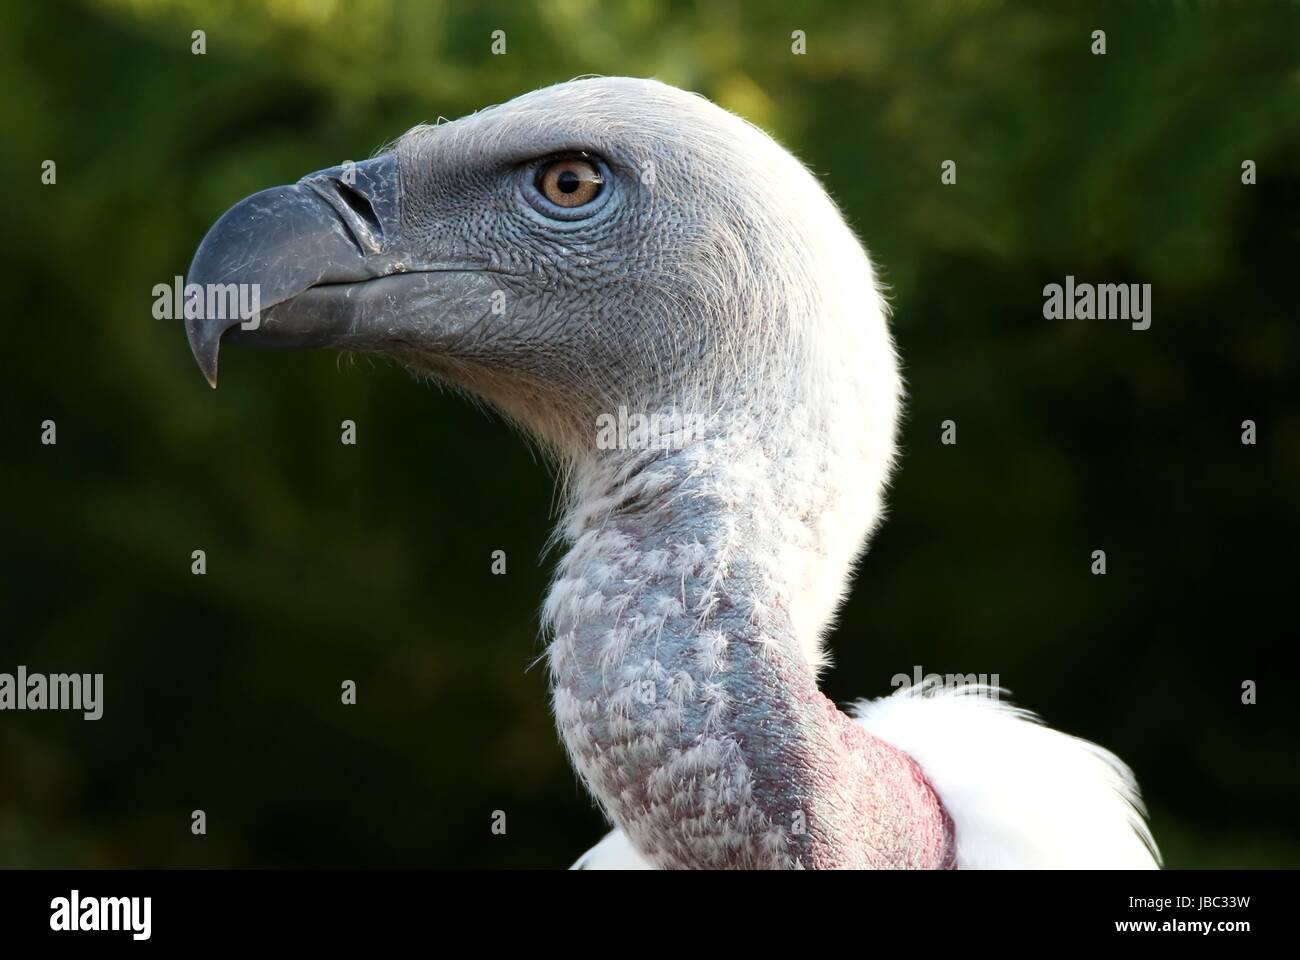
[336,181,382,236]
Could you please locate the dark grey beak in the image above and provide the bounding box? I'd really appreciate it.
[185,153,493,387]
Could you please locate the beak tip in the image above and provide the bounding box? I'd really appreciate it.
[186,322,222,389]
[198,352,220,389]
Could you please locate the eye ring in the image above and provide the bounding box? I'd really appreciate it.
[521,154,612,222]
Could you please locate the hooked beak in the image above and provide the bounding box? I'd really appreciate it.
[184,153,493,387]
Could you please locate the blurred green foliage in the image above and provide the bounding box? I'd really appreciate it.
[1,0,1297,867]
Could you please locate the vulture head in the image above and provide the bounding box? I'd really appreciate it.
[189,75,898,563]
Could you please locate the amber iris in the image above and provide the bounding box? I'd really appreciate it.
[538,157,603,207]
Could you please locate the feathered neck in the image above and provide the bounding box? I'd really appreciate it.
[544,416,954,868]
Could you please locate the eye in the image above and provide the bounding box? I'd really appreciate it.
[536,157,603,208]
[520,154,613,223]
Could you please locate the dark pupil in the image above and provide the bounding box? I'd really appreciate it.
[556,169,582,193]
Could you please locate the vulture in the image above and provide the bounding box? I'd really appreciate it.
[184,77,1159,869]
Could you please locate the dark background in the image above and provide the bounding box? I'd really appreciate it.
[2,0,1297,868]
